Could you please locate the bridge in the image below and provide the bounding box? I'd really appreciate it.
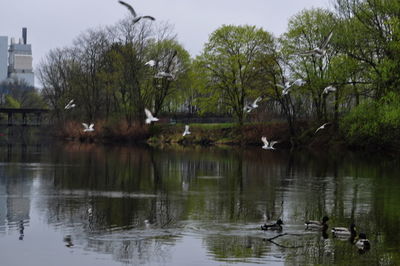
[0,108,50,126]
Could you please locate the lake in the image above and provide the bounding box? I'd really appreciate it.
[0,141,399,265]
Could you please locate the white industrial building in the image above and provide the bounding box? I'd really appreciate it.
[0,28,34,87]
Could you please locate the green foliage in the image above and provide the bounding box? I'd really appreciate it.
[341,92,400,147]
[4,95,20,108]
[195,24,276,124]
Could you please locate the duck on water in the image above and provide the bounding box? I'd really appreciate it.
[261,219,284,231]
[305,216,329,230]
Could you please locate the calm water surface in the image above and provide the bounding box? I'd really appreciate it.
[0,141,399,265]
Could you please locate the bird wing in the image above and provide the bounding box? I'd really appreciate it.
[185,125,189,132]
[293,79,305,86]
[261,137,268,146]
[82,123,89,129]
[270,141,278,148]
[144,108,153,119]
[145,60,155,66]
[142,15,155,21]
[321,31,333,49]
[118,0,137,17]
[89,123,94,129]
[253,96,262,105]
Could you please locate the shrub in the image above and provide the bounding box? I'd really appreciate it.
[340,92,400,148]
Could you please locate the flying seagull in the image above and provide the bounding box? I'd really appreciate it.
[276,79,306,96]
[82,123,94,132]
[297,31,333,57]
[182,125,191,136]
[244,96,262,113]
[145,108,159,124]
[64,99,76,110]
[118,1,155,23]
[315,122,330,134]
[145,60,156,67]
[323,85,337,95]
[261,136,278,150]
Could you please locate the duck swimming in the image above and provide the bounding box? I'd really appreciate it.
[305,216,329,230]
[355,233,371,250]
[331,223,357,237]
[261,219,283,231]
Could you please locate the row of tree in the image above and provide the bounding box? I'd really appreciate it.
[38,0,400,137]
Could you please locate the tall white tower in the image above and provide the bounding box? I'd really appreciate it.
[0,36,7,83]
[8,28,34,87]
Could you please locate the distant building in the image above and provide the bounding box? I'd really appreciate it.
[0,28,34,87]
[0,36,7,82]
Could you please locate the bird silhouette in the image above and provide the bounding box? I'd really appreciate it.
[118,1,155,23]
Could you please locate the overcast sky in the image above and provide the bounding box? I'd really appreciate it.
[1,0,331,70]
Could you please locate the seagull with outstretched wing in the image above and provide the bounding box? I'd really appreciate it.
[244,96,262,113]
[65,99,76,110]
[145,108,159,124]
[118,1,155,23]
[182,125,191,136]
[261,136,278,150]
[296,31,333,57]
[82,123,94,132]
[315,122,330,134]
[323,85,336,95]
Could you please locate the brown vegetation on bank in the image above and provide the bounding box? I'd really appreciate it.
[57,120,150,143]
[56,120,345,150]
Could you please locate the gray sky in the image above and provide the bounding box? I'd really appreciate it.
[1,0,330,71]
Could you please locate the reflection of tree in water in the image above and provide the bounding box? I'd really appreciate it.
[9,142,400,265]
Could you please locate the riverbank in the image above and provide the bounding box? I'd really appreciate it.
[57,120,349,151]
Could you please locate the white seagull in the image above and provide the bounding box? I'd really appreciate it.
[82,123,94,132]
[323,85,337,95]
[244,96,262,113]
[145,60,156,67]
[276,79,306,96]
[118,1,155,23]
[182,125,191,136]
[145,108,159,124]
[297,31,333,57]
[315,122,330,134]
[64,99,76,110]
[261,137,278,150]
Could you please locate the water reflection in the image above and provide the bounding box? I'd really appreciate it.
[0,142,399,265]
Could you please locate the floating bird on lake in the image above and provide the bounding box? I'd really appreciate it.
[182,125,191,136]
[261,219,284,231]
[305,216,329,230]
[332,223,357,238]
[64,99,76,110]
[261,136,278,150]
[323,85,337,95]
[315,122,331,134]
[145,60,156,67]
[355,233,371,250]
[145,108,159,124]
[296,31,333,57]
[82,123,94,132]
[118,0,155,23]
[63,235,74,248]
[243,96,262,113]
